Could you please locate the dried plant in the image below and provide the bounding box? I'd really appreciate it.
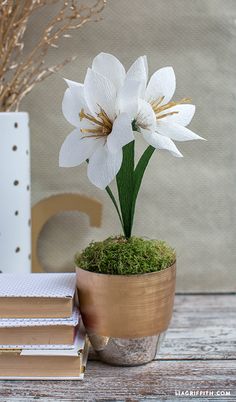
[0,0,106,112]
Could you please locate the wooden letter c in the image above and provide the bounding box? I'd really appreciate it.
[31,194,102,273]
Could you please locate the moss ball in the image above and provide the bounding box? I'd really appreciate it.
[75,236,176,275]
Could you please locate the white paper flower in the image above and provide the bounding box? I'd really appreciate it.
[127,58,205,157]
[59,53,205,239]
[59,60,140,189]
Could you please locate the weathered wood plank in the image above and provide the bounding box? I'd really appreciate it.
[157,295,236,360]
[0,360,235,401]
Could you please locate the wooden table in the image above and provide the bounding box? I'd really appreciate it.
[0,294,235,401]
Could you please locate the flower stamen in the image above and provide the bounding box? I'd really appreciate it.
[79,109,103,127]
[136,111,152,130]
[150,97,191,120]
[149,96,164,113]
[97,108,112,130]
[157,111,179,119]
[79,106,113,139]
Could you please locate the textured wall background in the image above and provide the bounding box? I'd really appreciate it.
[22,0,236,291]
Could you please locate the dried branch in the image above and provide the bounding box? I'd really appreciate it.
[0,0,106,111]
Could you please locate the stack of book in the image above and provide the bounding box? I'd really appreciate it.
[0,273,89,380]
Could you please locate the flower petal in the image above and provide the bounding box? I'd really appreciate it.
[62,79,85,127]
[59,128,103,167]
[92,52,126,90]
[64,78,83,92]
[116,79,141,119]
[142,131,183,157]
[126,56,148,97]
[157,104,196,126]
[137,99,156,132]
[126,55,148,80]
[156,121,205,141]
[145,67,176,105]
[84,68,116,120]
[107,113,134,154]
[87,144,122,189]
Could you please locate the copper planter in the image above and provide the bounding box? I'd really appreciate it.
[76,263,176,366]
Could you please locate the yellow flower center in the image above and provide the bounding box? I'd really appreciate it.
[150,97,191,120]
[79,107,112,139]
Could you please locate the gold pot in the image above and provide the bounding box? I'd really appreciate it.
[76,263,176,366]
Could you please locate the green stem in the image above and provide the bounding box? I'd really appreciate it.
[105,142,155,239]
[105,185,124,234]
[130,145,155,230]
[116,141,135,238]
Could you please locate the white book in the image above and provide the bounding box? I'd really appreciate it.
[0,272,76,297]
[21,325,85,356]
[0,273,77,318]
[0,308,80,348]
[0,307,79,328]
[0,325,89,380]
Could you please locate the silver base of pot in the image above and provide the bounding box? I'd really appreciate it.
[88,331,166,366]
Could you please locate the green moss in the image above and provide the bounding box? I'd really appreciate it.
[75,236,176,275]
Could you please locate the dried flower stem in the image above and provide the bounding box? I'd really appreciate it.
[0,0,106,111]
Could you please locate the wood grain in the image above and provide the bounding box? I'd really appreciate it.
[0,295,235,401]
[158,294,236,360]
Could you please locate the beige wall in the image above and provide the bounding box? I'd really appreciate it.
[22,0,236,291]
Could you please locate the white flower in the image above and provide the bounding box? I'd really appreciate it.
[127,58,205,157]
[59,55,141,189]
[60,52,204,191]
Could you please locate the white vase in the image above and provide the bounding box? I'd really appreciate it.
[0,112,31,273]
